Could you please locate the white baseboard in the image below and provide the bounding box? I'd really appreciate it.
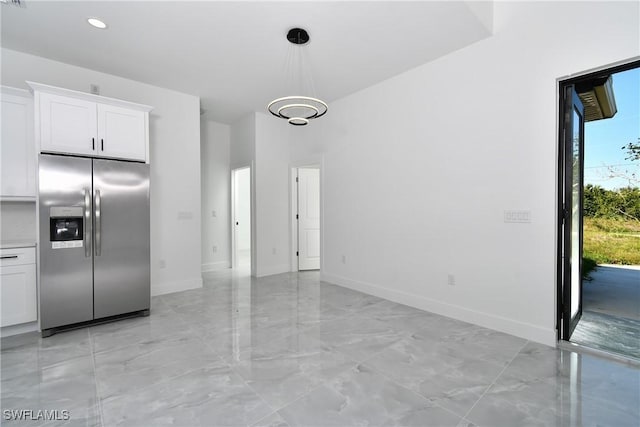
[256,263,291,278]
[151,277,203,296]
[202,261,231,272]
[321,272,556,346]
[1,321,39,338]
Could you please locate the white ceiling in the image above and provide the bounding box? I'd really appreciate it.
[1,1,493,124]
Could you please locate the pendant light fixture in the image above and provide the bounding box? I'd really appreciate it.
[267,28,327,126]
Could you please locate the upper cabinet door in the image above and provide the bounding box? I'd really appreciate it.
[39,93,98,156]
[97,104,146,161]
[1,90,36,198]
[29,81,152,163]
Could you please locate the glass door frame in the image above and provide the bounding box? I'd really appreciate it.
[561,86,585,340]
[556,58,640,341]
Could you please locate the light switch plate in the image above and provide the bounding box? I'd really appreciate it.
[504,210,531,223]
[177,211,193,220]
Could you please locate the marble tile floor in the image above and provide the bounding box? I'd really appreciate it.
[1,269,639,427]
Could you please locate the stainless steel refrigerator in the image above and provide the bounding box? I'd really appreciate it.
[39,154,150,336]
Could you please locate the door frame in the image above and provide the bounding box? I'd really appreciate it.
[290,159,324,272]
[556,57,640,341]
[231,164,255,275]
[559,85,585,340]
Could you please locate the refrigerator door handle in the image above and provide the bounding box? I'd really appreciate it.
[95,189,102,256]
[84,188,92,258]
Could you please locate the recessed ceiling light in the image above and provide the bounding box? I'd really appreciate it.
[87,17,108,29]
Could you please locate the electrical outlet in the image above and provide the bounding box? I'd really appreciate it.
[272,247,277,255]
[159,259,166,269]
[341,255,346,264]
[447,274,456,286]
[211,210,217,218]
[212,246,217,253]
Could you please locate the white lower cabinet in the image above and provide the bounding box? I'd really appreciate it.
[0,247,37,327]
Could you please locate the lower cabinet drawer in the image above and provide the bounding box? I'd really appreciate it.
[0,263,37,327]
[0,247,36,267]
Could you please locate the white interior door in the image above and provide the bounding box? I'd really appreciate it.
[233,167,251,269]
[297,168,320,270]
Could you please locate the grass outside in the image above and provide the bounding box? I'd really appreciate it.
[583,217,640,278]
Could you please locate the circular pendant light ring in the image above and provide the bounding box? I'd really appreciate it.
[277,103,320,120]
[267,96,328,120]
[288,117,309,126]
[267,28,327,126]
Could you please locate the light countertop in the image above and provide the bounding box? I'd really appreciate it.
[0,240,37,249]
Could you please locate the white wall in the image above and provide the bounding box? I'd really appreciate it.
[229,112,295,277]
[0,202,36,241]
[230,113,256,170]
[254,112,291,277]
[1,48,203,296]
[291,1,639,345]
[201,119,231,272]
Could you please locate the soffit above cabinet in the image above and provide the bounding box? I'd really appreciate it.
[26,81,153,113]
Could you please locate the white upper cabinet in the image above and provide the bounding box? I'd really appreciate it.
[28,82,152,163]
[39,92,98,157]
[1,87,36,199]
[97,104,146,161]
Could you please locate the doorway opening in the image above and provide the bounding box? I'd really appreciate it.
[231,167,251,271]
[558,59,640,361]
[292,166,321,271]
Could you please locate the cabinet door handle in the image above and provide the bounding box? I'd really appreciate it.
[92,138,95,150]
[0,255,18,259]
[101,139,104,151]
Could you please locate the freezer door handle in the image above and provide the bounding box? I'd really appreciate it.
[95,189,102,256]
[84,188,92,258]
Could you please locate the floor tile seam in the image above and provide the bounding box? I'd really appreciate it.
[94,319,227,403]
[92,342,184,369]
[435,341,524,372]
[89,330,199,358]
[96,354,230,409]
[346,298,389,314]
[254,367,354,424]
[222,360,284,425]
[345,335,406,365]
[302,310,404,333]
[356,359,468,422]
[461,339,531,422]
[216,330,333,368]
[1,350,94,379]
[196,326,294,361]
[88,331,106,427]
[293,315,349,335]
[187,321,267,372]
[94,351,226,396]
[87,323,179,346]
[316,298,384,320]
